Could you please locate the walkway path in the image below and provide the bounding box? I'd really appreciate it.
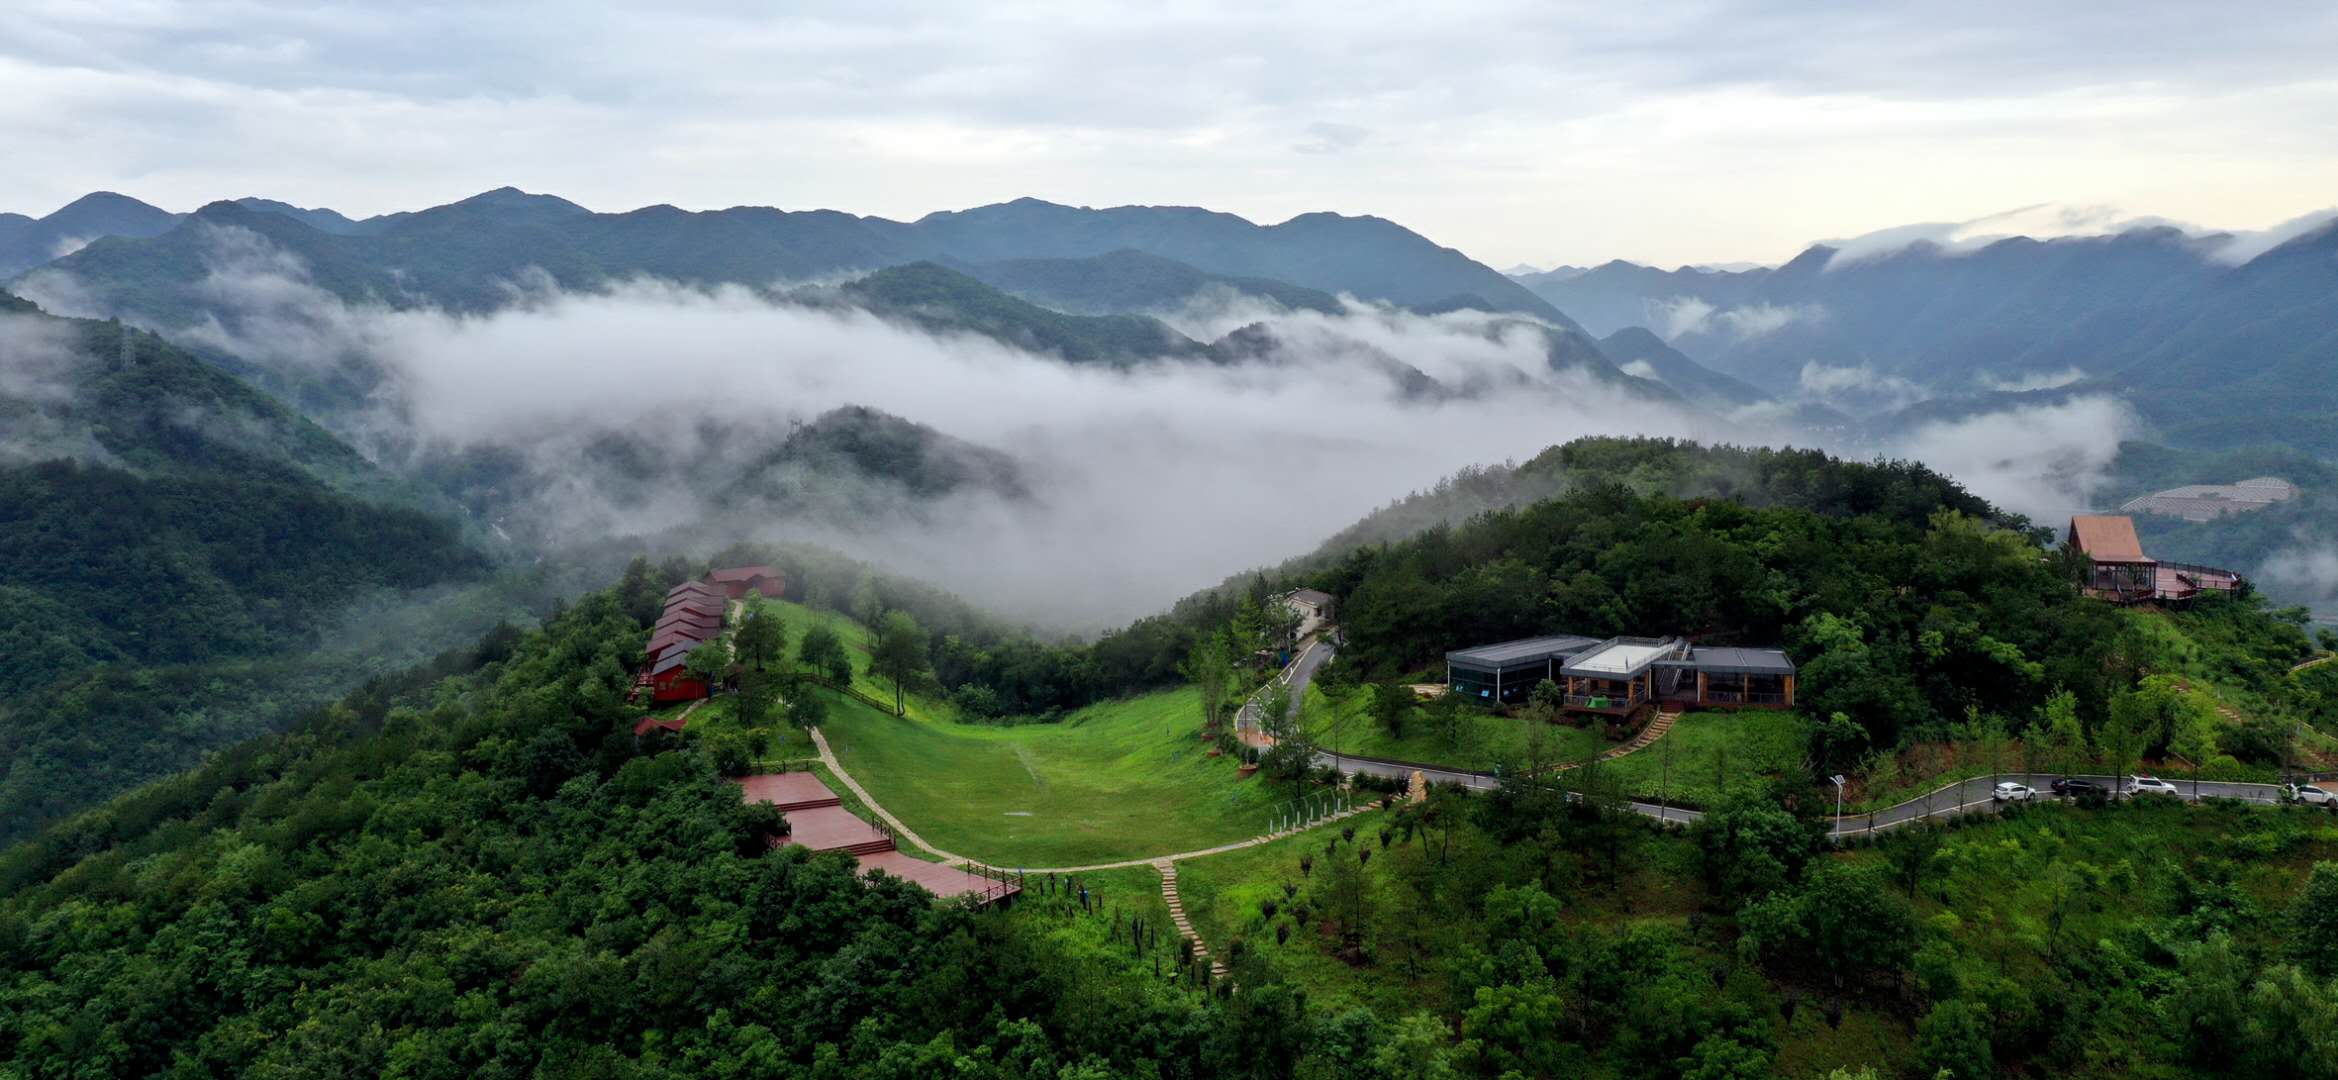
[807,725,977,866]
[1156,861,1227,980]
[2292,653,2335,675]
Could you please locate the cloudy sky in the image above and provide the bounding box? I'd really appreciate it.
[5,0,2335,267]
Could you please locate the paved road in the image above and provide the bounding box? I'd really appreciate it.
[1315,755,2308,836]
[1264,626,2315,836]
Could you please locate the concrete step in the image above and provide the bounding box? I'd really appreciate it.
[840,839,897,856]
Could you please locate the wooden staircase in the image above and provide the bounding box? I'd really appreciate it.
[1156,860,1227,981]
[1616,707,1680,757]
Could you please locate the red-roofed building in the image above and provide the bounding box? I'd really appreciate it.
[667,580,722,601]
[645,627,708,662]
[633,714,690,738]
[656,608,724,636]
[648,649,710,703]
[2067,514,2243,605]
[706,565,785,599]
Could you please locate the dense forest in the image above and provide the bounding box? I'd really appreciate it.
[0,302,495,842]
[5,573,2333,1077]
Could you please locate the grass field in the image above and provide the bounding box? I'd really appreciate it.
[1599,710,1810,808]
[815,685,1293,867]
[1302,685,1612,770]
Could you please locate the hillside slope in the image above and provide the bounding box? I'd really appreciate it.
[0,293,492,837]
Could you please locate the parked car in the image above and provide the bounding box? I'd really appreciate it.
[1993,782,2036,802]
[2283,783,2337,806]
[2125,775,2182,798]
[2051,778,2108,798]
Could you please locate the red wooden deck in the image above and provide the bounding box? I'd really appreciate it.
[733,771,1019,904]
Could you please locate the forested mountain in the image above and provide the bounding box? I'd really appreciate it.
[1595,327,1769,410]
[830,261,1209,365]
[953,248,1345,317]
[0,294,494,839]
[19,187,1571,326]
[1512,222,2338,451]
[0,191,182,276]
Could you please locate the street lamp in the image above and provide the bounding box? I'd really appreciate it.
[1829,774,1848,842]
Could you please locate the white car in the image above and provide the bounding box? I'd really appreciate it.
[2284,783,2336,806]
[2125,775,2182,798]
[1992,781,2036,802]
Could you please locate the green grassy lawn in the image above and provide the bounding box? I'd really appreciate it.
[749,598,956,723]
[815,685,1293,867]
[1599,710,1810,808]
[1302,685,1612,771]
[682,691,816,764]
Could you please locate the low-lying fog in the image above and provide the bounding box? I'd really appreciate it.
[19,225,2144,630]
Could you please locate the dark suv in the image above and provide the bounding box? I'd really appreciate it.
[2051,778,2109,799]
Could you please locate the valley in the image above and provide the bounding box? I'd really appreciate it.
[6,185,2338,1078]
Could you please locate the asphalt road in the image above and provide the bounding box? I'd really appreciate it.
[1270,627,2321,835]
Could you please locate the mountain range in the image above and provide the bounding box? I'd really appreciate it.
[17,187,1572,324]
[1513,222,2338,451]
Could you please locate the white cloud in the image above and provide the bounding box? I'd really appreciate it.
[1716,302,1820,340]
[1884,395,2138,523]
[1978,367,2087,393]
[1652,296,1714,339]
[1618,359,1663,382]
[1797,361,1925,413]
[2259,538,2338,605]
[107,231,1738,629]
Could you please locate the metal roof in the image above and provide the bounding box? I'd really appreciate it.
[1561,637,1684,678]
[1446,634,1604,671]
[2068,515,2149,563]
[1682,646,1796,676]
[707,565,778,583]
[1285,588,1335,608]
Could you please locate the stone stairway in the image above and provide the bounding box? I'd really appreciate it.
[1619,707,1679,756]
[1156,860,1227,981]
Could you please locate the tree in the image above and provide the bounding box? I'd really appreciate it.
[2169,693,2220,799]
[869,610,930,717]
[1185,629,1233,734]
[2292,861,2338,977]
[683,642,728,699]
[797,623,852,686]
[786,686,828,730]
[1373,680,1412,741]
[1915,998,1994,1080]
[732,607,787,673]
[2041,689,2088,780]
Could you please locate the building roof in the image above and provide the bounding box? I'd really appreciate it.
[1446,634,1605,671]
[656,614,724,636]
[1562,637,1684,678]
[646,628,708,657]
[2069,515,2150,563]
[1285,588,1335,609]
[651,650,696,676]
[707,565,778,584]
[632,715,689,737]
[668,580,722,598]
[1681,646,1796,676]
[666,595,725,617]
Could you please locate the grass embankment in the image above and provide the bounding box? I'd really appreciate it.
[816,685,1288,867]
[1302,685,1610,770]
[1601,710,1809,807]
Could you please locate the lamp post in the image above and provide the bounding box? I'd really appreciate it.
[1830,774,1848,843]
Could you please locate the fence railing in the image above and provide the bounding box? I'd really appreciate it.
[1565,691,1645,709]
[1267,791,1353,834]
[1700,690,1790,705]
